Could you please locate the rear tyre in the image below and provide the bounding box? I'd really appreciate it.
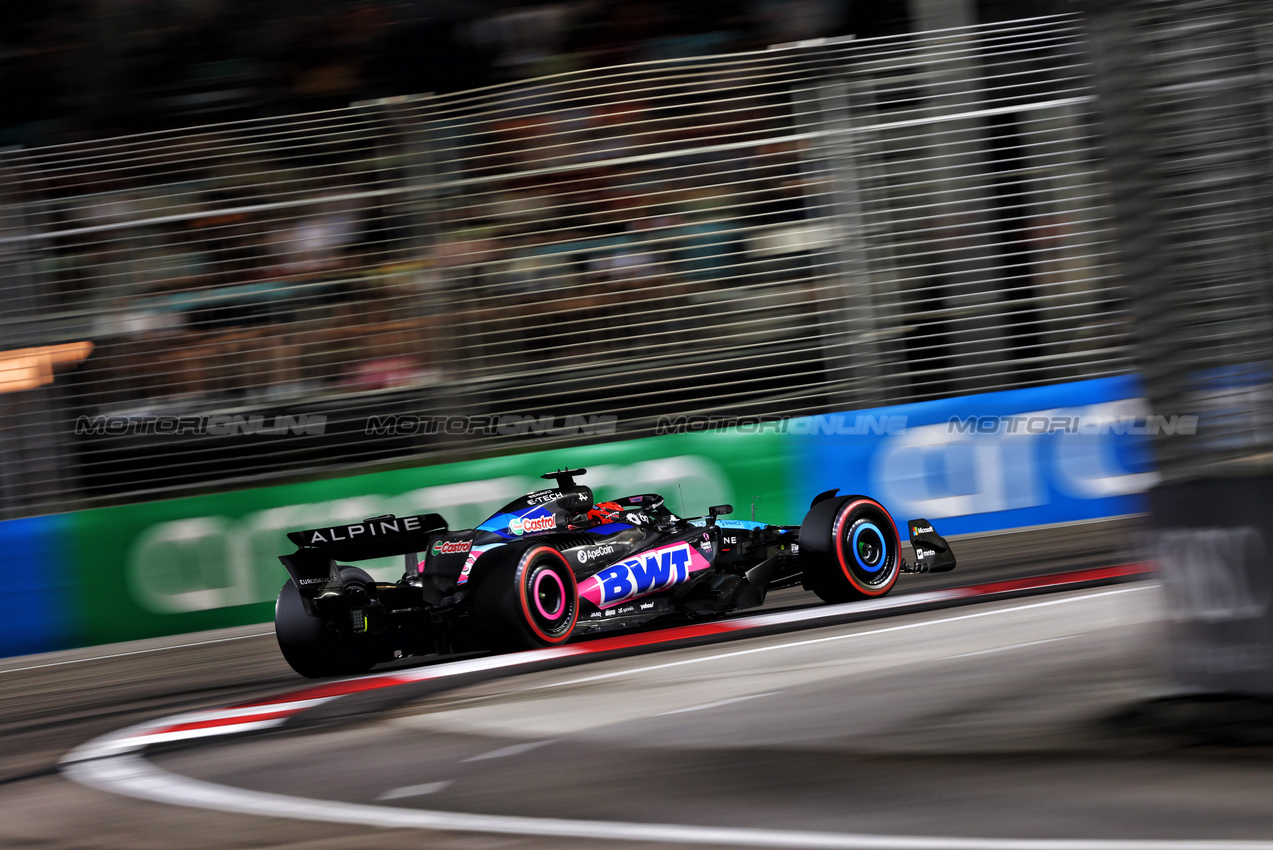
[470,545,579,650]
[275,567,381,678]
[799,496,901,603]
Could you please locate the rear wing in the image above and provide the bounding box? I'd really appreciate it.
[279,513,448,597]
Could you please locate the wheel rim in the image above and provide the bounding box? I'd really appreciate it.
[533,568,566,620]
[834,504,899,593]
[851,522,885,571]
[519,549,578,643]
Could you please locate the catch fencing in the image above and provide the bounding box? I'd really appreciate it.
[1083,0,1273,695]
[1086,0,1273,485]
[0,15,1129,519]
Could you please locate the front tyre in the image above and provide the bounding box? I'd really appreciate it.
[471,545,579,650]
[799,496,901,603]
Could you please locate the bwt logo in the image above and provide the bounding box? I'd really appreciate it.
[581,542,695,607]
[75,414,327,437]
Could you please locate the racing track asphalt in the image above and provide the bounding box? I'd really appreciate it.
[8,514,1241,850]
[60,584,1273,849]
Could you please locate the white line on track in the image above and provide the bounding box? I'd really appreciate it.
[378,781,452,800]
[655,691,781,716]
[459,740,558,763]
[946,635,1076,659]
[0,631,274,675]
[532,587,1147,692]
[65,753,1273,850]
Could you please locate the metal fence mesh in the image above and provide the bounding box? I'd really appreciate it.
[0,15,1130,518]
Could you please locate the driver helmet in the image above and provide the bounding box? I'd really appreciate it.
[586,501,624,525]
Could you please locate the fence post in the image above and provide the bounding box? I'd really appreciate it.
[358,95,473,453]
[791,43,889,410]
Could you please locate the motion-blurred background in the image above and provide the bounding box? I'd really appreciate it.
[0,0,1109,507]
[2,0,1070,145]
[1,0,1271,698]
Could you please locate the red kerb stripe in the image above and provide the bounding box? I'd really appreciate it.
[231,673,415,708]
[575,621,740,653]
[967,563,1151,597]
[155,708,298,735]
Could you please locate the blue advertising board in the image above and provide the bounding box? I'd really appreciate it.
[0,513,76,657]
[793,375,1160,535]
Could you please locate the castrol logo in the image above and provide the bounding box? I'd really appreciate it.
[431,539,472,556]
[510,514,556,536]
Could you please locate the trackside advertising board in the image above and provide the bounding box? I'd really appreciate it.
[4,430,789,655]
[794,374,1157,536]
[0,515,77,658]
[0,376,1157,658]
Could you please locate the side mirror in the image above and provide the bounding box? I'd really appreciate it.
[708,504,733,517]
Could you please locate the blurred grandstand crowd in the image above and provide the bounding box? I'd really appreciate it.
[2,0,1064,147]
[33,66,825,414]
[5,0,1087,413]
[0,0,1091,504]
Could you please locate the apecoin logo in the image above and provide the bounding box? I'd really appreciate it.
[576,544,615,564]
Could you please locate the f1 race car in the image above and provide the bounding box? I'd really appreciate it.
[275,468,956,677]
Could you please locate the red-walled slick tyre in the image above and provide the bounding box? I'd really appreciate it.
[470,545,579,650]
[799,495,902,603]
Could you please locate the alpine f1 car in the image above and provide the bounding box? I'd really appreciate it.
[275,468,956,677]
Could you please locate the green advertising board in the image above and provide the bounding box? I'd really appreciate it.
[65,430,794,647]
